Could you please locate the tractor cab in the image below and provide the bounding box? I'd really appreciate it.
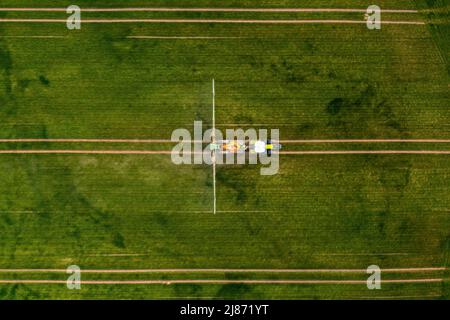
[250,139,282,156]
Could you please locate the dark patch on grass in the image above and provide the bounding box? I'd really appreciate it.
[76,195,112,226]
[240,215,262,237]
[233,114,253,124]
[304,40,315,52]
[102,28,137,63]
[0,287,7,299]
[286,72,305,83]
[326,83,407,137]
[205,178,212,188]
[38,75,50,86]
[3,283,41,300]
[112,232,126,248]
[326,98,345,115]
[271,58,305,84]
[216,284,252,299]
[194,111,208,126]
[10,124,48,141]
[153,212,168,227]
[0,215,14,226]
[0,44,12,71]
[425,0,439,6]
[295,122,315,136]
[0,42,13,100]
[17,79,32,91]
[328,70,337,79]
[173,284,202,297]
[374,210,388,236]
[216,169,251,203]
[69,226,81,240]
[4,284,18,299]
[0,283,42,300]
[376,158,411,192]
[17,152,118,255]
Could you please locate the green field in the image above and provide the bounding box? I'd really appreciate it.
[0,0,449,299]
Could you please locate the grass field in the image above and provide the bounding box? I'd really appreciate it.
[0,0,449,299]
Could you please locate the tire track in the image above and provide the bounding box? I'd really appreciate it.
[0,19,426,25]
[0,150,449,155]
[0,139,179,143]
[279,139,450,143]
[281,151,450,155]
[0,279,442,285]
[1,139,450,143]
[0,8,419,13]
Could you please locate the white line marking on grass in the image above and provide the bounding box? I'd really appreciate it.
[0,139,204,143]
[0,8,419,13]
[279,139,450,143]
[212,79,217,215]
[216,210,276,213]
[0,35,66,38]
[0,139,179,143]
[1,139,449,144]
[0,150,180,154]
[0,279,442,285]
[1,210,212,213]
[0,19,426,25]
[0,150,449,155]
[280,150,450,155]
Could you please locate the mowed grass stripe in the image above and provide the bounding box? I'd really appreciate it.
[0,267,445,273]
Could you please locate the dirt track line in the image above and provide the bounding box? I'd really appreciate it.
[0,139,180,143]
[0,279,442,285]
[0,150,177,154]
[0,267,445,273]
[2,139,450,143]
[0,19,426,25]
[0,35,66,38]
[279,139,450,143]
[0,150,449,155]
[281,151,450,155]
[0,8,419,13]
